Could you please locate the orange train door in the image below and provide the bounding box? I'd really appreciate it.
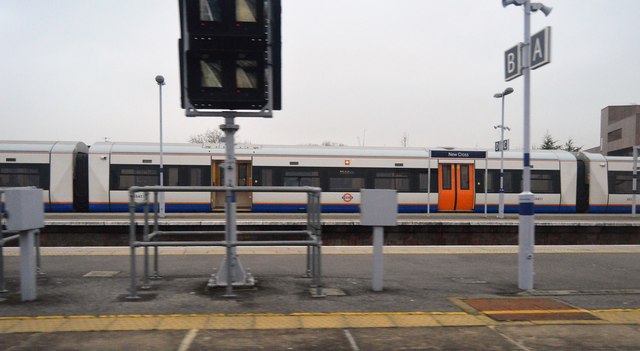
[438,163,475,211]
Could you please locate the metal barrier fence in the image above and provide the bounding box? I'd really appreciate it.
[127,185,323,298]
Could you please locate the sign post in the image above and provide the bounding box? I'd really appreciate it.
[502,0,552,291]
[360,189,397,292]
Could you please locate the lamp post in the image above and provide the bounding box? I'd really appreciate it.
[494,87,514,219]
[155,75,166,218]
[502,0,551,291]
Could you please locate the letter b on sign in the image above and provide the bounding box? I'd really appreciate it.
[505,43,522,81]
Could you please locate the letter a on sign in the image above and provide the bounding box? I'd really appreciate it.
[531,26,551,70]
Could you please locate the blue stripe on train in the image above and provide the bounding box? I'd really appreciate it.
[89,203,211,212]
[251,204,437,213]
[589,205,640,213]
[473,205,577,213]
[46,203,74,212]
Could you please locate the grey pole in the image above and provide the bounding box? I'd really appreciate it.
[633,147,638,216]
[155,75,166,218]
[372,226,384,292]
[494,87,514,219]
[19,230,37,301]
[503,0,551,291]
[518,0,535,291]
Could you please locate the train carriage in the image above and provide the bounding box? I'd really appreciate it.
[578,152,640,213]
[0,140,88,212]
[88,142,213,212]
[4,139,636,214]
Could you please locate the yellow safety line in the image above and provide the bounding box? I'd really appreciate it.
[2,309,640,333]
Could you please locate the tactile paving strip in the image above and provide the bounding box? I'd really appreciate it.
[462,298,600,322]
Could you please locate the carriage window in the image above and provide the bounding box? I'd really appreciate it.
[442,165,452,190]
[476,169,522,193]
[0,163,50,189]
[110,165,158,190]
[460,165,470,190]
[328,169,365,192]
[374,170,410,192]
[608,171,633,194]
[254,167,273,186]
[531,170,560,193]
[166,166,210,186]
[283,169,320,187]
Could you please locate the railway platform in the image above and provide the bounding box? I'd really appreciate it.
[35,212,640,246]
[1,245,640,350]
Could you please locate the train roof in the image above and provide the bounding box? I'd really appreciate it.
[89,142,432,158]
[88,142,582,161]
[0,141,88,154]
[487,149,577,161]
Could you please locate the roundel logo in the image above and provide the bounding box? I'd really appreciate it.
[342,193,354,202]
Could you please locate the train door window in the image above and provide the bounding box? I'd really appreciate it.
[608,171,632,194]
[237,163,249,186]
[0,164,50,189]
[442,165,452,190]
[460,165,470,190]
[531,170,560,193]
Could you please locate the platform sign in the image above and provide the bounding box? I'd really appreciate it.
[504,43,523,81]
[431,150,487,159]
[531,26,551,70]
[495,139,509,152]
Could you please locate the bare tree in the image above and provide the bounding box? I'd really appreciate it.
[189,129,224,144]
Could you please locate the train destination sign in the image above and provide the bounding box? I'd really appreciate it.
[431,150,487,159]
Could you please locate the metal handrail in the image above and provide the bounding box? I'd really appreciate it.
[127,185,323,299]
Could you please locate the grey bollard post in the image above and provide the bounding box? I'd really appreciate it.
[5,188,45,302]
[360,189,397,292]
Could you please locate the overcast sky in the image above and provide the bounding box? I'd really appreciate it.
[1,1,639,150]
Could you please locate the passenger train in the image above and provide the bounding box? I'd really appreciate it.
[0,140,638,213]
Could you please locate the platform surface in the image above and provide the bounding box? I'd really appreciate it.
[2,245,640,349]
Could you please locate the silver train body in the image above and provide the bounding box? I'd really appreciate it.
[1,141,638,213]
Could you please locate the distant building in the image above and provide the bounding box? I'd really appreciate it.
[600,105,640,156]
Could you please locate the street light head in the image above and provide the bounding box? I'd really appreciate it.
[503,87,514,95]
[502,0,526,7]
[531,3,552,16]
[155,75,165,85]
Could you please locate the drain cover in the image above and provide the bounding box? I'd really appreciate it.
[462,298,599,322]
[83,271,120,278]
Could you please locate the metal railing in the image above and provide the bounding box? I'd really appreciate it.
[127,185,323,299]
